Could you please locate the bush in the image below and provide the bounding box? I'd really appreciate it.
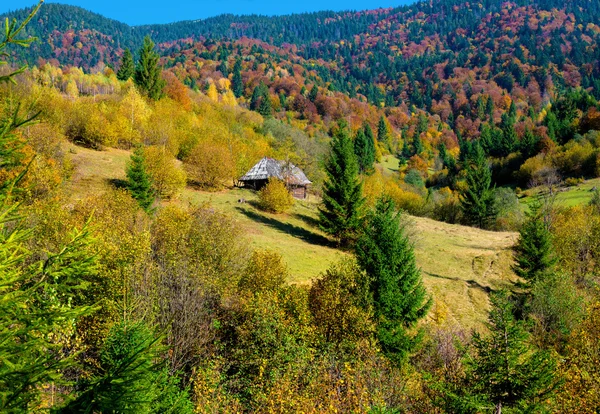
[184,141,234,190]
[144,146,187,199]
[564,177,584,187]
[258,178,294,213]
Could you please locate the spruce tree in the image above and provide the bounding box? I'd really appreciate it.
[466,291,558,412]
[250,83,263,111]
[126,146,155,212]
[354,124,375,174]
[117,48,135,81]
[59,321,193,414]
[232,58,244,98]
[513,203,556,287]
[308,85,318,102]
[319,123,365,246]
[520,128,539,159]
[0,8,97,409]
[460,143,497,228]
[413,132,424,155]
[377,115,390,146]
[258,89,272,117]
[134,36,165,100]
[355,196,431,365]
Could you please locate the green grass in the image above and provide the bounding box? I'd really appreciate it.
[518,177,600,209]
[181,188,345,285]
[67,143,518,330]
[378,155,401,176]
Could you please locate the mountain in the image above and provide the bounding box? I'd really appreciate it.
[5,0,600,185]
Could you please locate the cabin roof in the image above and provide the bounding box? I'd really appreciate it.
[239,157,312,186]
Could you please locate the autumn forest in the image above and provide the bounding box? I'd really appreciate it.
[1,0,600,412]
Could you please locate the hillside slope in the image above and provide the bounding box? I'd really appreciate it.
[66,142,517,330]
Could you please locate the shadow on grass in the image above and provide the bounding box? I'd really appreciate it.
[292,212,321,229]
[424,272,495,294]
[236,206,334,248]
[108,178,128,189]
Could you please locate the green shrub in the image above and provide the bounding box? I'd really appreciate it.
[258,178,294,213]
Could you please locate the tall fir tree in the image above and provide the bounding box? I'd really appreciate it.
[257,87,272,117]
[465,291,558,412]
[498,112,518,156]
[355,196,431,365]
[126,146,155,212]
[232,58,244,98]
[308,85,318,102]
[460,142,497,228]
[134,36,165,100]
[319,123,365,246]
[512,203,557,287]
[377,115,391,146]
[59,321,193,414]
[354,124,375,174]
[116,48,135,81]
[520,128,539,159]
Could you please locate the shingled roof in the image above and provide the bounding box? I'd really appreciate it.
[239,157,312,186]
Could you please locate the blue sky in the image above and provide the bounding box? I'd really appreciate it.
[2,0,413,26]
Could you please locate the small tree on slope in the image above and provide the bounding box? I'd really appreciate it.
[513,202,557,287]
[319,123,365,247]
[355,196,431,365]
[126,146,155,212]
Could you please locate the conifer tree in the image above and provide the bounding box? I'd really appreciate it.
[59,321,193,414]
[520,128,539,159]
[460,142,497,228]
[354,124,375,174]
[512,203,556,286]
[258,89,272,117]
[126,146,155,212]
[377,115,390,146]
[0,7,97,409]
[355,196,431,365]
[308,85,318,102]
[134,36,165,100]
[319,123,365,246]
[466,291,558,412]
[232,58,244,98]
[400,139,411,161]
[250,83,265,111]
[413,132,424,155]
[117,48,135,81]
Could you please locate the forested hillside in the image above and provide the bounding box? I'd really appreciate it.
[2,0,600,412]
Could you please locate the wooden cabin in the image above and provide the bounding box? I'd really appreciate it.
[238,157,312,199]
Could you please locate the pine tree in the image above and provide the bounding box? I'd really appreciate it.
[134,36,165,100]
[126,146,155,212]
[377,115,390,146]
[520,128,539,159]
[258,88,272,117]
[355,196,431,365]
[498,112,518,156]
[460,143,497,228]
[308,84,318,102]
[513,203,557,287]
[354,124,375,174]
[466,291,558,412]
[413,132,424,155]
[232,58,244,98]
[0,8,98,409]
[117,48,135,81]
[250,83,263,111]
[59,321,193,414]
[400,138,411,161]
[319,123,365,246]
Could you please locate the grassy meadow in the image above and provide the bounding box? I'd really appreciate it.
[67,144,520,330]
